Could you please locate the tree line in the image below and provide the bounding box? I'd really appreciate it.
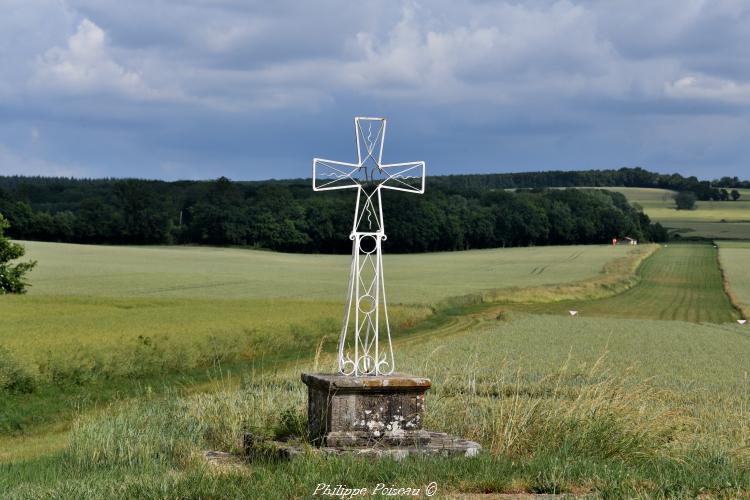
[0,170,676,253]
[712,176,750,189]
[429,167,743,201]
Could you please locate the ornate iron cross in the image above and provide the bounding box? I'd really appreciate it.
[313,117,425,376]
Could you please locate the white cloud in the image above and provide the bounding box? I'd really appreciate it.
[664,74,750,103]
[33,18,169,100]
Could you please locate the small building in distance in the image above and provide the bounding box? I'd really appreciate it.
[612,236,638,246]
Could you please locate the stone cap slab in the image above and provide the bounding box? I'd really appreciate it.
[301,372,431,392]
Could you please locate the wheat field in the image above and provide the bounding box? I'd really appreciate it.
[3,240,750,498]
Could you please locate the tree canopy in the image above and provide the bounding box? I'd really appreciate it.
[675,191,697,210]
[0,170,676,253]
[0,214,36,294]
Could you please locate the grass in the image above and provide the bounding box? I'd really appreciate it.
[603,187,750,221]
[0,241,633,385]
[662,221,750,240]
[2,240,750,497]
[718,241,750,318]
[516,243,741,322]
[19,240,631,302]
[1,242,635,434]
[3,313,750,498]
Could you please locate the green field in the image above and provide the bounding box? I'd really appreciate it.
[1,242,639,434]
[19,240,631,302]
[2,241,633,369]
[519,243,741,322]
[603,187,750,240]
[3,240,750,497]
[718,241,750,316]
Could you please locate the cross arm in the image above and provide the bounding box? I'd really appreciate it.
[378,161,425,194]
[312,158,361,191]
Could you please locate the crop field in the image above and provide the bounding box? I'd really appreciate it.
[603,186,750,220]
[719,241,750,315]
[0,242,636,433]
[3,240,750,497]
[661,220,750,240]
[1,241,634,369]
[19,240,630,303]
[601,186,750,240]
[519,243,742,322]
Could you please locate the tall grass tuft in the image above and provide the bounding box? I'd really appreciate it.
[68,372,306,468]
[426,353,686,463]
[0,346,37,394]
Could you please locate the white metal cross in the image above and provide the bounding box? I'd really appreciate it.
[313,117,425,376]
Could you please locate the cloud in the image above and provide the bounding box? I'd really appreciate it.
[32,18,171,100]
[0,0,749,179]
[665,74,750,103]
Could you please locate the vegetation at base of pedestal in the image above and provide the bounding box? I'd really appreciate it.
[0,214,36,294]
[4,312,750,498]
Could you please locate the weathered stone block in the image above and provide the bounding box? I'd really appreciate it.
[301,373,431,447]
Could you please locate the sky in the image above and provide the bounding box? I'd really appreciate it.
[1,0,749,182]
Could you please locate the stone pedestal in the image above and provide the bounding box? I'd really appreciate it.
[301,373,431,447]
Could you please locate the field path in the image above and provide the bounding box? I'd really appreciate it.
[518,243,741,323]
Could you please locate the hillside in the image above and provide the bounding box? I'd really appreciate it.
[606,187,750,239]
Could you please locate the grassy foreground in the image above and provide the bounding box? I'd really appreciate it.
[2,240,750,498]
[2,312,749,498]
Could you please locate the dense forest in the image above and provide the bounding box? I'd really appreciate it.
[0,167,688,253]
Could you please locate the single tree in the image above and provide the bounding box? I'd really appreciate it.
[731,189,741,201]
[675,191,697,210]
[0,213,37,294]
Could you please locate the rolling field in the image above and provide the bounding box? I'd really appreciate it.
[519,243,741,322]
[604,186,750,221]
[2,241,635,365]
[18,240,631,303]
[603,186,750,240]
[0,242,638,435]
[3,241,750,497]
[719,241,750,316]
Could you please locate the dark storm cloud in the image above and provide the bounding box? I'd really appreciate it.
[1,0,749,180]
